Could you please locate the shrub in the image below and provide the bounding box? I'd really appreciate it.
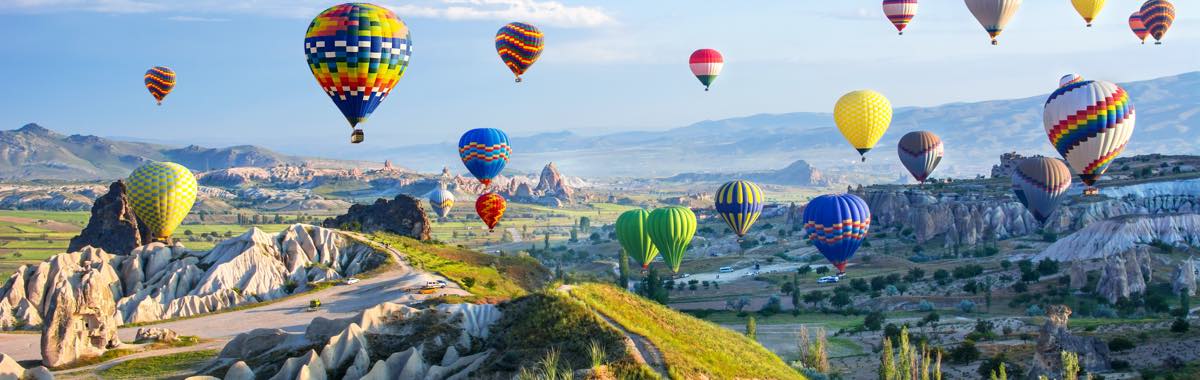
[948,341,980,364]
[864,311,886,331]
[918,300,934,312]
[1108,337,1135,352]
[958,300,976,313]
[1025,304,1043,316]
[760,295,783,316]
[1172,318,1190,333]
[462,277,477,289]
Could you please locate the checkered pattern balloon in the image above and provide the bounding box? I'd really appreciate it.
[144,66,175,105]
[305,3,411,128]
[834,90,893,160]
[127,162,197,240]
[495,22,544,82]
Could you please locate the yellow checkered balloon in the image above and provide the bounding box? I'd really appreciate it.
[127,162,197,240]
[834,90,893,161]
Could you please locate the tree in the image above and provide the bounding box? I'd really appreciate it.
[816,266,830,275]
[184,229,193,236]
[798,265,813,276]
[871,276,888,292]
[1172,318,1190,333]
[617,250,630,289]
[569,227,579,242]
[727,296,751,314]
[831,292,852,309]
[1061,351,1080,380]
[948,341,980,364]
[864,311,886,331]
[640,269,669,305]
[461,277,476,289]
[1036,259,1059,276]
[797,325,830,373]
[852,278,870,292]
[988,363,1007,380]
[781,281,796,295]
[544,233,551,250]
[746,316,757,339]
[905,267,926,282]
[933,269,950,285]
[880,337,897,380]
[579,216,591,232]
[804,291,828,307]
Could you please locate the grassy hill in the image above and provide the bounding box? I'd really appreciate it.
[369,232,550,302]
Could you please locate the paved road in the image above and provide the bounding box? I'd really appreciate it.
[0,234,468,363]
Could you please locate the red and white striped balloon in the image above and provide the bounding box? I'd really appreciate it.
[689,49,723,91]
[883,0,919,35]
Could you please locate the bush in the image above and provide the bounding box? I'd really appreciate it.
[864,311,886,331]
[1108,337,1136,352]
[1025,304,1043,316]
[948,341,980,364]
[1172,318,1190,333]
[958,299,976,313]
[1013,282,1028,293]
[918,300,934,312]
[978,353,1024,379]
[462,277,477,289]
[1111,360,1130,371]
[760,295,783,316]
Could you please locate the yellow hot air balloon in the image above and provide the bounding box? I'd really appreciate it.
[127,162,197,241]
[834,90,893,161]
[1071,0,1107,27]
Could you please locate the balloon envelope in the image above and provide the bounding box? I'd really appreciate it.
[616,209,659,269]
[689,49,724,91]
[1011,157,1072,224]
[144,66,175,105]
[127,162,197,241]
[803,194,870,274]
[428,188,455,218]
[1058,74,1084,88]
[834,90,893,160]
[1070,0,1107,26]
[304,3,411,130]
[1140,0,1175,44]
[964,0,1023,45]
[882,0,919,34]
[1043,79,1135,187]
[646,207,697,273]
[475,193,506,231]
[714,180,764,238]
[1129,11,1149,43]
[496,22,544,81]
[459,128,511,186]
[897,131,944,183]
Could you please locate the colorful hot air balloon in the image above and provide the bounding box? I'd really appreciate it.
[616,209,659,269]
[1141,0,1175,45]
[897,131,944,183]
[304,3,411,143]
[144,66,176,106]
[714,180,764,239]
[1059,74,1084,88]
[1011,157,1072,224]
[646,207,697,273]
[458,128,511,186]
[883,0,919,35]
[803,194,870,275]
[1043,79,1135,190]
[964,0,1023,45]
[1129,11,1149,44]
[475,193,506,232]
[127,162,197,241]
[689,49,724,91]
[1071,0,1107,27]
[496,22,544,82]
[834,90,893,161]
[428,187,455,219]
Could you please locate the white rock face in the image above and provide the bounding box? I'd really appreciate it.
[38,247,124,367]
[1174,256,1198,296]
[1037,214,1200,262]
[223,361,255,380]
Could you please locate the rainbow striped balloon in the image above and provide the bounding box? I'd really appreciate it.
[1140,0,1175,45]
[1058,73,1084,88]
[495,22,544,82]
[144,66,176,106]
[882,0,919,35]
[1129,11,1149,44]
[689,49,723,91]
[1043,79,1135,188]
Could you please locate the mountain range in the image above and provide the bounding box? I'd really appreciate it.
[364,71,1199,179]
[0,124,371,180]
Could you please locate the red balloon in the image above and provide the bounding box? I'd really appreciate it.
[475,193,507,232]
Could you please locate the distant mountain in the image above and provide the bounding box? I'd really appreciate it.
[665,159,830,186]
[370,71,1200,180]
[0,124,371,180]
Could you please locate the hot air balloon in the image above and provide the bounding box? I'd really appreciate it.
[714,180,764,239]
[689,49,724,91]
[834,90,893,161]
[1011,157,1072,224]
[616,209,659,269]
[803,194,870,275]
[897,131,944,184]
[496,22,544,82]
[475,193,506,232]
[1141,0,1175,45]
[144,66,176,106]
[1129,11,1149,44]
[304,3,411,143]
[127,162,197,241]
[1059,74,1084,88]
[964,0,1023,45]
[883,0,919,35]
[646,207,697,273]
[1043,79,1135,191]
[458,128,511,186]
[1071,0,1107,27]
[428,187,455,219]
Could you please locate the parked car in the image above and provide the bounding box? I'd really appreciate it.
[344,278,360,285]
[425,280,447,289]
[817,275,840,284]
[719,266,734,273]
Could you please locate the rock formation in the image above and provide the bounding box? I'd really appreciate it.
[0,353,51,380]
[1089,248,1153,304]
[1037,214,1200,262]
[38,246,124,367]
[1174,256,1197,296]
[990,152,1028,179]
[323,194,430,240]
[134,327,179,343]
[1027,305,1110,379]
[858,189,1041,247]
[535,162,574,200]
[67,180,151,255]
[208,302,501,380]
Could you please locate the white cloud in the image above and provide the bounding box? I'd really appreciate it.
[2,0,615,27]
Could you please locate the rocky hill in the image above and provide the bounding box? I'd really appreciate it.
[665,159,830,186]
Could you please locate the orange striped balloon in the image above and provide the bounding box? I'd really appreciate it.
[1140,0,1175,45]
[475,193,507,232]
[144,66,176,106]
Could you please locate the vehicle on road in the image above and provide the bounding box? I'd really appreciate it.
[344,278,360,285]
[424,280,447,289]
[719,266,734,273]
[817,276,840,284]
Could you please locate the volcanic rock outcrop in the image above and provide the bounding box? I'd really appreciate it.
[323,194,430,240]
[0,353,51,380]
[1027,305,1110,379]
[67,180,152,255]
[37,246,124,367]
[1174,256,1197,296]
[1037,214,1200,262]
[207,302,501,379]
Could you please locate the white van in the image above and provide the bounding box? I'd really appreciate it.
[718,266,734,273]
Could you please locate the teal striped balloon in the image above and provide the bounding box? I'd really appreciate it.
[647,206,697,273]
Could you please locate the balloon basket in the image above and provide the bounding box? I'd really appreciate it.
[991,40,999,46]
[351,129,364,144]
[1083,187,1099,196]
[515,77,523,83]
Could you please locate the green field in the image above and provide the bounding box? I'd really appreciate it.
[97,349,217,379]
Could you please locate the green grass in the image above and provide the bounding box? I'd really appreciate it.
[1067,316,1169,330]
[98,349,218,379]
[569,283,804,380]
[370,232,547,301]
[0,210,90,225]
[686,310,880,330]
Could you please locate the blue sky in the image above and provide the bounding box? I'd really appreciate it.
[0,0,1196,159]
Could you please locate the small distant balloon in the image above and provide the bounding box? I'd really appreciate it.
[616,209,659,269]
[428,187,455,219]
[458,128,511,186]
[1070,0,1107,27]
[897,131,944,184]
[495,22,544,82]
[646,207,697,273]
[803,194,870,275]
[834,90,893,161]
[127,162,197,241]
[882,0,919,35]
[475,193,506,232]
[1129,11,1149,44]
[1140,0,1175,45]
[1011,157,1072,224]
[689,49,724,91]
[144,66,176,106]
[964,0,1023,45]
[714,180,764,239]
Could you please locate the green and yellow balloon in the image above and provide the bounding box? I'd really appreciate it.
[616,209,659,269]
[127,162,197,241]
[647,206,697,273]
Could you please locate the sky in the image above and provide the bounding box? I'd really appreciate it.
[0,0,1196,159]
